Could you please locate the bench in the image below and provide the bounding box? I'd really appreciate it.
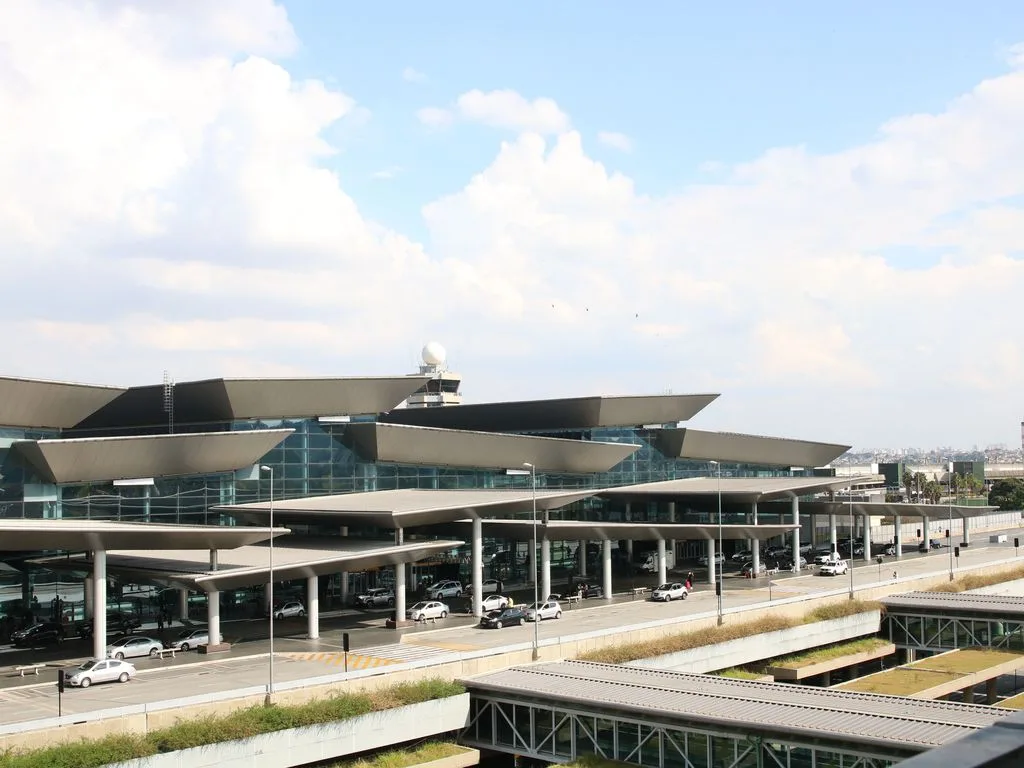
[563,595,583,607]
[14,663,46,677]
[765,567,780,576]
[631,587,648,600]
[153,648,177,660]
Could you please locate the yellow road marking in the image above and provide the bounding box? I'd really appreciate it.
[402,639,480,651]
[287,652,399,670]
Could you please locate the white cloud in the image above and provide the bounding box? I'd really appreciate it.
[597,131,632,152]
[371,166,403,180]
[416,106,454,127]
[402,66,427,83]
[454,89,570,133]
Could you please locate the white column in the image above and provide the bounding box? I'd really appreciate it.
[921,515,930,549]
[178,588,188,623]
[92,551,107,660]
[541,539,551,599]
[394,529,406,621]
[862,515,871,561]
[529,543,537,587]
[751,502,760,575]
[625,503,633,560]
[791,496,801,572]
[471,517,483,617]
[657,539,667,585]
[207,590,220,645]
[893,514,902,560]
[209,549,218,570]
[602,540,613,601]
[668,502,677,564]
[830,514,838,551]
[265,582,273,615]
[83,577,93,620]
[340,572,350,604]
[962,516,971,546]
[707,538,716,586]
[579,540,587,577]
[307,575,319,639]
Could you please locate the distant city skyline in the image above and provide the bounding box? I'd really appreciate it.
[1,2,1023,448]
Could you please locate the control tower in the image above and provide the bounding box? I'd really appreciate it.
[406,341,463,408]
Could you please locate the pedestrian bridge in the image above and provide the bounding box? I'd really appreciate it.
[882,592,1024,654]
[460,661,1009,768]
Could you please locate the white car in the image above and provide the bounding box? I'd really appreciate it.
[479,594,511,612]
[525,600,562,621]
[697,553,724,566]
[428,580,463,599]
[64,658,135,688]
[406,601,449,621]
[467,579,500,595]
[274,601,306,619]
[355,588,395,608]
[731,549,752,562]
[651,582,689,602]
[106,635,164,660]
[814,551,838,565]
[170,629,209,651]
[819,559,849,576]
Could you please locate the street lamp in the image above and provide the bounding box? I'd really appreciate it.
[848,467,855,600]
[709,461,723,625]
[259,465,275,700]
[947,459,954,581]
[523,462,540,661]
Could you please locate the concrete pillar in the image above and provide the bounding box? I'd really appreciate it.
[862,516,871,562]
[821,670,831,687]
[602,540,613,601]
[625,503,633,560]
[529,543,537,587]
[210,549,218,571]
[987,677,998,704]
[961,684,975,704]
[707,538,716,586]
[579,540,587,577]
[307,575,319,639]
[471,518,483,617]
[265,582,273,615]
[962,516,971,546]
[921,515,929,548]
[829,514,838,551]
[84,576,94,619]
[394,529,406,621]
[894,515,902,560]
[791,496,801,572]
[541,539,551,599]
[340,572,350,605]
[657,539,667,585]
[668,502,676,563]
[92,550,107,660]
[207,590,220,645]
[178,588,189,623]
[751,503,760,575]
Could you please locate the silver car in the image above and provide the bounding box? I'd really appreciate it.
[65,658,136,688]
[274,601,306,619]
[480,594,510,612]
[106,635,164,659]
[525,600,562,621]
[170,629,209,651]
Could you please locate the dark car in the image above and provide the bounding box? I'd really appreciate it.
[78,612,142,638]
[11,622,64,648]
[572,583,604,599]
[479,607,527,629]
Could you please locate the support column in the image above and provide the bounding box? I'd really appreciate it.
[829,514,838,551]
[178,588,189,624]
[962,516,971,546]
[394,529,406,622]
[657,539,667,585]
[751,502,760,575]
[207,591,220,645]
[340,572,350,605]
[265,582,274,615]
[625,503,633,561]
[84,577,94,619]
[987,677,998,704]
[707,538,716,586]
[961,684,975,704]
[791,497,801,572]
[602,540,612,601]
[471,518,483,617]
[92,551,107,660]
[894,515,902,560]
[307,575,319,639]
[209,549,218,571]
[579,540,587,577]
[529,543,537,587]
[541,539,551,599]
[921,515,929,549]
[809,513,816,546]
[821,670,832,687]
[862,516,871,562]
[668,502,676,565]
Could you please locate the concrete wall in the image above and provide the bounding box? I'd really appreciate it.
[624,610,881,673]
[104,694,471,768]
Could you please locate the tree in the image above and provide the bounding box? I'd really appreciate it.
[989,479,1024,511]
[923,480,942,504]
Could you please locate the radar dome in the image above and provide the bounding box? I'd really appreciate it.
[421,341,447,367]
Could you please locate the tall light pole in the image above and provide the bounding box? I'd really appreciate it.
[523,462,540,661]
[947,459,954,581]
[848,466,855,600]
[709,461,723,625]
[260,465,275,700]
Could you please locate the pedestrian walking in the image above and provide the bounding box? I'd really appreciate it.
[156,613,164,631]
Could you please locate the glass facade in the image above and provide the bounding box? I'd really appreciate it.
[886,613,1024,652]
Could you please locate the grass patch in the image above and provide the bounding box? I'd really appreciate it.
[837,667,957,695]
[330,742,467,768]
[563,756,639,768]
[768,637,892,669]
[910,649,1024,674]
[712,668,766,680]
[925,564,1024,593]
[0,679,464,768]
[579,600,881,664]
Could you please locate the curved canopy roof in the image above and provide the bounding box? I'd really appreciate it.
[881,592,1024,621]
[215,488,598,529]
[335,422,640,474]
[380,393,719,432]
[650,428,850,468]
[0,376,126,429]
[769,501,999,520]
[14,428,293,484]
[601,476,879,504]
[450,518,799,542]
[0,520,286,551]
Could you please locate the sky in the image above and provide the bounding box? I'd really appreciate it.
[1,1,1023,451]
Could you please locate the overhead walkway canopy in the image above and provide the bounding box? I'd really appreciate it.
[779,501,1000,520]
[882,592,1024,653]
[600,475,880,504]
[462,660,1009,768]
[447,518,799,542]
[649,428,850,468]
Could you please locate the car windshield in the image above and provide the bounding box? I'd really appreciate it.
[656,583,673,590]
[527,602,543,610]
[177,630,197,638]
[77,660,98,671]
[109,638,130,646]
[410,602,427,610]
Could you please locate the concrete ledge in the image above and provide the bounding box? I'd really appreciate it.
[769,643,896,681]
[414,747,480,768]
[198,643,232,655]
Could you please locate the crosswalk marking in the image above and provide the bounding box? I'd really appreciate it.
[288,652,398,670]
[287,642,457,671]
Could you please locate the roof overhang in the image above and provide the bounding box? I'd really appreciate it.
[380,394,719,432]
[449,519,799,542]
[335,422,640,473]
[0,375,126,429]
[767,501,1000,519]
[34,538,462,592]
[650,428,850,468]
[601,476,879,504]
[215,488,598,529]
[0,520,287,551]
[13,429,293,484]
[881,592,1024,621]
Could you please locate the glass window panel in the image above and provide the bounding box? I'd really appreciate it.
[595,719,616,758]
[711,735,736,768]
[554,711,573,756]
[534,707,553,753]
[495,703,515,747]
[617,722,639,762]
[575,716,596,753]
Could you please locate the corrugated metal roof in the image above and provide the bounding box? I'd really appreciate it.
[882,592,1024,619]
[600,475,879,503]
[463,661,1009,750]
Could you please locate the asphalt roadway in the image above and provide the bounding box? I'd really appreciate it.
[0,528,1022,728]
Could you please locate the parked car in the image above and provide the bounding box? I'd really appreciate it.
[814,551,840,565]
[651,582,689,602]
[106,612,142,633]
[106,635,164,659]
[571,583,604,599]
[63,658,135,688]
[780,555,808,569]
[524,600,562,621]
[740,561,771,577]
[406,601,449,621]
[766,546,790,558]
[798,542,814,554]
[819,559,850,576]
[11,622,63,648]
[479,594,511,612]
[730,549,752,562]
[355,588,395,608]
[428,581,463,599]
[697,553,724,567]
[274,601,306,619]
[466,579,501,595]
[479,607,527,629]
[884,544,898,556]
[169,629,209,651]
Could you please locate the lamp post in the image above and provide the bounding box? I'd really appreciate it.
[523,462,540,661]
[947,459,954,581]
[259,465,275,700]
[709,460,723,625]
[848,467,855,600]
